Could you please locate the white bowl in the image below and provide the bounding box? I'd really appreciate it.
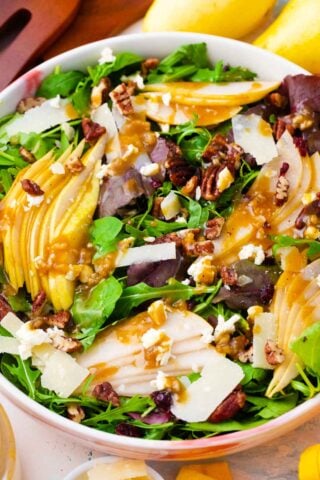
[63,456,164,480]
[1,32,319,461]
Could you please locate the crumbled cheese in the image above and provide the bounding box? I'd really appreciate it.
[15,322,51,360]
[213,314,240,342]
[121,72,145,90]
[217,166,234,192]
[175,216,187,224]
[151,370,168,390]
[24,194,44,211]
[187,255,215,285]
[181,278,191,285]
[161,191,181,220]
[50,162,65,175]
[162,92,172,106]
[159,123,170,133]
[123,144,138,159]
[239,243,265,265]
[95,164,109,180]
[143,236,156,243]
[141,328,166,349]
[139,163,160,177]
[61,122,75,141]
[98,46,116,64]
[195,186,201,201]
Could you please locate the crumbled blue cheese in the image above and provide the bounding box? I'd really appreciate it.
[50,162,65,175]
[141,328,166,349]
[239,243,265,265]
[24,194,44,211]
[98,47,115,64]
[187,255,215,285]
[121,72,145,90]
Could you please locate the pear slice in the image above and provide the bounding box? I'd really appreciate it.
[143,81,280,106]
[267,259,320,397]
[135,94,241,126]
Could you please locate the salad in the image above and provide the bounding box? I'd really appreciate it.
[0,42,320,441]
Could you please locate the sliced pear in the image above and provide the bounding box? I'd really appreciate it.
[135,94,241,126]
[143,81,280,106]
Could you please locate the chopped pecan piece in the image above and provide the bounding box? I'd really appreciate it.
[273,118,295,141]
[275,162,290,207]
[183,239,214,257]
[208,386,246,423]
[0,294,12,320]
[220,265,238,286]
[228,335,250,361]
[91,77,112,109]
[31,290,47,316]
[65,151,84,174]
[51,334,82,353]
[200,163,220,201]
[292,108,314,131]
[152,197,164,219]
[82,117,106,143]
[67,404,85,423]
[93,382,120,406]
[141,57,160,77]
[164,140,196,187]
[16,96,46,113]
[202,133,244,169]
[31,311,73,330]
[181,175,199,197]
[19,147,36,164]
[109,82,134,115]
[205,217,225,240]
[268,92,288,109]
[265,340,285,366]
[21,179,44,196]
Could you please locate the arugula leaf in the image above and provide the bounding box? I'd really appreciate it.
[71,77,92,115]
[291,322,320,376]
[240,363,271,393]
[178,194,209,228]
[272,234,320,259]
[114,279,219,319]
[72,276,123,347]
[0,354,40,399]
[191,61,256,83]
[246,393,298,419]
[183,418,267,434]
[179,129,211,164]
[18,132,56,159]
[37,70,86,98]
[88,52,143,85]
[89,216,124,259]
[147,65,198,84]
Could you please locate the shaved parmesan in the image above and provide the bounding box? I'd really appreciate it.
[0,336,20,355]
[252,312,276,369]
[232,114,278,166]
[40,349,89,397]
[87,459,148,480]
[116,242,176,267]
[172,354,244,422]
[0,312,23,336]
[5,98,78,137]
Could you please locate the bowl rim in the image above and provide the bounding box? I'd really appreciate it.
[0,32,316,456]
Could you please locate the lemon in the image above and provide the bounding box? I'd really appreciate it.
[298,444,320,480]
[254,0,320,73]
[143,0,276,40]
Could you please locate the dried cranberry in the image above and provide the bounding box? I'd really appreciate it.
[279,162,289,176]
[151,389,173,411]
[293,136,308,156]
[115,422,142,437]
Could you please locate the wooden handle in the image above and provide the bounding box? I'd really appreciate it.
[0,0,80,90]
[43,0,153,60]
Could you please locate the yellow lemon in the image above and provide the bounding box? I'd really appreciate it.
[254,0,320,73]
[143,0,276,39]
[298,444,320,480]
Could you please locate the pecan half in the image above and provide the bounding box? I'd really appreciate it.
[141,58,160,77]
[91,77,112,109]
[164,140,196,187]
[202,133,244,169]
[200,163,220,201]
[93,382,120,406]
[265,340,285,366]
[82,118,106,142]
[21,179,44,196]
[16,96,46,113]
[268,92,288,109]
[109,82,134,115]
[220,265,238,286]
[31,311,73,330]
[31,290,47,316]
[275,162,290,207]
[67,404,85,423]
[0,294,12,320]
[19,147,36,164]
[183,239,214,257]
[181,175,199,197]
[208,386,246,423]
[51,334,82,353]
[205,217,225,240]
